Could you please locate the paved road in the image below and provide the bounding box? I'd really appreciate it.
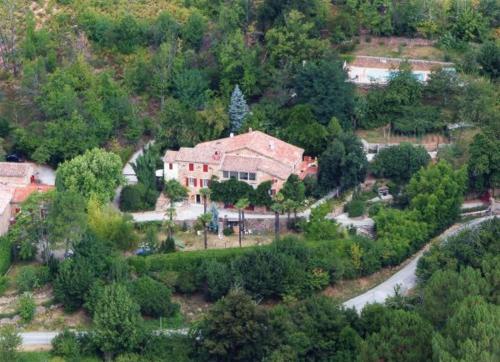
[343,216,496,312]
[20,332,59,346]
[20,329,188,348]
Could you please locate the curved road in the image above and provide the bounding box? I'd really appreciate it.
[343,215,496,312]
[19,216,496,347]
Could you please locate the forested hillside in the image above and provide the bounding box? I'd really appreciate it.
[0,0,498,166]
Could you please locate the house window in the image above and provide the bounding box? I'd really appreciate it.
[202,179,210,187]
[169,163,173,170]
[223,171,229,179]
[203,164,208,172]
[239,172,248,180]
[188,177,196,187]
[188,163,194,171]
[229,171,238,179]
[249,173,256,181]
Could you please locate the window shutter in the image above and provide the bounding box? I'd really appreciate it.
[199,178,203,187]
[194,178,197,187]
[203,164,208,172]
[185,177,188,187]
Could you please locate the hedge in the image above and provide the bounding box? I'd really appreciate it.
[129,246,261,275]
[0,236,11,275]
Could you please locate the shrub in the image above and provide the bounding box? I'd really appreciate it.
[201,259,232,301]
[0,325,21,361]
[128,276,178,317]
[18,293,36,323]
[368,203,384,217]
[0,276,8,296]
[16,266,49,292]
[52,329,81,359]
[223,227,233,236]
[0,236,11,275]
[371,143,431,183]
[120,184,145,212]
[161,237,176,253]
[345,199,365,217]
[120,183,158,212]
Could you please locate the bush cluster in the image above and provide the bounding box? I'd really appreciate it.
[0,236,11,275]
[344,199,365,217]
[130,235,385,301]
[120,184,158,212]
[16,265,50,292]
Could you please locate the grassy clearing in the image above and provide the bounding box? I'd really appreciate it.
[352,37,446,61]
[356,128,449,147]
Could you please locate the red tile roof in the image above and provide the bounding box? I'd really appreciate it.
[12,184,54,204]
[349,56,454,72]
[0,162,33,178]
[164,131,305,180]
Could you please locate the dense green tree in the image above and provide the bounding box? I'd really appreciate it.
[217,30,261,96]
[148,11,179,48]
[194,289,270,361]
[56,148,124,203]
[53,257,97,312]
[173,68,210,110]
[268,296,362,361]
[361,309,433,362]
[318,133,367,191]
[467,132,500,193]
[151,42,178,110]
[371,143,431,183]
[281,104,328,156]
[477,41,500,80]
[47,191,87,253]
[294,58,355,126]
[93,284,143,360]
[201,259,232,301]
[7,191,53,261]
[209,178,254,205]
[182,11,207,50]
[195,99,230,142]
[132,145,159,192]
[455,77,500,137]
[406,161,466,232]
[374,209,429,264]
[281,174,305,204]
[363,64,439,134]
[250,181,273,207]
[265,10,328,68]
[0,325,21,361]
[128,276,178,318]
[87,199,137,251]
[432,296,500,361]
[419,267,491,328]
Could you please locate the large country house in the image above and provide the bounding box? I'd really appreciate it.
[164,130,316,203]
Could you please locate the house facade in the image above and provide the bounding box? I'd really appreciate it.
[164,130,316,203]
[345,56,454,85]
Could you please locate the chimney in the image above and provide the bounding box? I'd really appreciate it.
[230,133,234,138]
[269,141,275,151]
